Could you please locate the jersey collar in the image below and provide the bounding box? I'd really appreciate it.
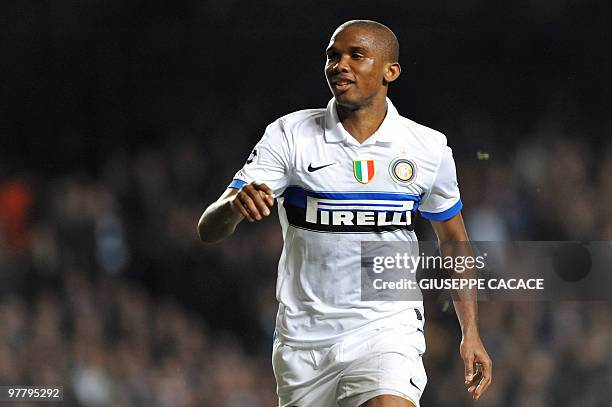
[323,97,400,145]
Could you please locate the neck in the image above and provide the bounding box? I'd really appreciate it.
[337,97,388,144]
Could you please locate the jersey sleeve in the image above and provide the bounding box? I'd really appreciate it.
[419,145,463,221]
[228,119,292,196]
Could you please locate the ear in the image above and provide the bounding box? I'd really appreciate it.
[383,62,401,83]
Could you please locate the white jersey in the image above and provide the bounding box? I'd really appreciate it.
[230,98,462,347]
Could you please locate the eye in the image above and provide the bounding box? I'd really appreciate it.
[351,53,364,60]
[326,51,339,61]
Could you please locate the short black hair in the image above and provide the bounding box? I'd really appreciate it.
[334,20,400,62]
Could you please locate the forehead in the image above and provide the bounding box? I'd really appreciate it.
[327,26,378,50]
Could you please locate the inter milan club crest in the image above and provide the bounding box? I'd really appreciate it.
[389,158,417,184]
[353,160,375,184]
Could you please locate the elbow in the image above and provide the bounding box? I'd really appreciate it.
[197,217,214,243]
[197,202,238,243]
[198,230,216,244]
[197,218,229,244]
[197,222,216,244]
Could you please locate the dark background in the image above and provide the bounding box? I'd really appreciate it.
[0,1,611,406]
[3,0,610,171]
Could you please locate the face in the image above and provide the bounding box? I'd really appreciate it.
[324,26,397,109]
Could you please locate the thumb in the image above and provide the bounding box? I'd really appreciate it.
[464,354,474,383]
[258,190,275,207]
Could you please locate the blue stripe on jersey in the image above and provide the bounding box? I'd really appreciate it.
[228,179,248,189]
[282,186,421,210]
[317,202,405,207]
[419,199,463,221]
[308,209,413,213]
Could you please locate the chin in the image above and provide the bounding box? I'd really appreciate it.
[334,94,360,109]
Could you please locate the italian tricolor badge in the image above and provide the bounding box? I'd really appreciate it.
[353,160,375,184]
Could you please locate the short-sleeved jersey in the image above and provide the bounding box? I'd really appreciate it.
[230,98,462,347]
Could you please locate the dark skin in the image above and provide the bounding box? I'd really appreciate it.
[431,213,493,401]
[324,25,401,143]
[198,24,492,405]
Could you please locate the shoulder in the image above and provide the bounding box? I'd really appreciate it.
[262,108,325,146]
[259,108,325,149]
[274,108,326,132]
[395,114,448,151]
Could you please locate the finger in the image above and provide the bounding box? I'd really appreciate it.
[266,195,275,207]
[253,194,271,217]
[474,376,490,400]
[238,193,263,220]
[474,360,492,399]
[248,182,275,208]
[470,361,487,399]
[243,188,271,217]
[467,375,482,396]
[234,201,254,222]
[468,370,481,397]
[233,198,254,222]
[463,354,475,384]
[253,183,275,211]
[473,374,488,400]
[258,190,275,208]
[242,183,270,220]
[255,182,274,197]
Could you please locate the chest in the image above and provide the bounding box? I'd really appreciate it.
[290,139,435,197]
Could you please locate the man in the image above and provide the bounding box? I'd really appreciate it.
[199,20,491,407]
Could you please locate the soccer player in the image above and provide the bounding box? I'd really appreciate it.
[198,20,492,407]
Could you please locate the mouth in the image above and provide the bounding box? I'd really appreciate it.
[331,78,355,92]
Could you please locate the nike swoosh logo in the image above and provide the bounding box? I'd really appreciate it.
[307,162,337,172]
[410,378,421,391]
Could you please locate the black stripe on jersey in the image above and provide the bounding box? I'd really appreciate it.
[284,203,415,233]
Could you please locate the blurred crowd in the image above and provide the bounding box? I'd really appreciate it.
[0,274,276,406]
[1,110,611,406]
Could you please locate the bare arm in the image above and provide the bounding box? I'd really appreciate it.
[431,213,478,334]
[197,182,275,243]
[430,212,492,400]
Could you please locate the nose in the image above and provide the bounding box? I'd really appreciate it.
[331,55,350,73]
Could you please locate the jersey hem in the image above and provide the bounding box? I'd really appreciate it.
[275,305,424,349]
